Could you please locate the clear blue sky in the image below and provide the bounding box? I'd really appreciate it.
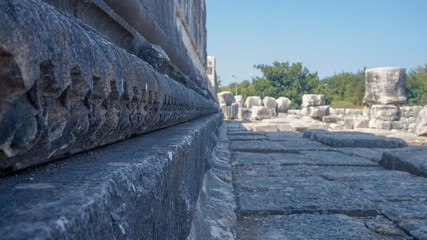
[206,0,427,86]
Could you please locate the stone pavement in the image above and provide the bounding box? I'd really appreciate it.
[225,120,427,240]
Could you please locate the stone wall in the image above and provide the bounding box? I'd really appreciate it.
[0,0,219,174]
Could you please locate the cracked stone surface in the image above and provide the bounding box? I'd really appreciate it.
[225,120,427,240]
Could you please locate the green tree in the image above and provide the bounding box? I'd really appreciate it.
[406,65,427,106]
[252,61,319,108]
[315,70,365,108]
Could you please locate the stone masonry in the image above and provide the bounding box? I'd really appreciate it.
[0,0,221,239]
[222,120,427,239]
[0,0,218,174]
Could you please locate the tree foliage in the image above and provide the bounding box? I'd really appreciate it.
[315,70,365,108]
[406,65,427,106]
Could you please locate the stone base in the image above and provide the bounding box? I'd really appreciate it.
[0,114,222,239]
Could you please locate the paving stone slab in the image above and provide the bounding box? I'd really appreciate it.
[380,146,427,178]
[335,147,391,162]
[227,131,265,136]
[233,165,318,181]
[228,134,267,141]
[237,214,411,240]
[230,139,334,153]
[378,200,427,240]
[304,129,407,148]
[232,152,313,166]
[265,132,303,141]
[300,151,378,166]
[316,166,427,202]
[236,177,375,214]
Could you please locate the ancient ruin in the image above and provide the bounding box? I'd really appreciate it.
[1,0,427,239]
[0,0,220,239]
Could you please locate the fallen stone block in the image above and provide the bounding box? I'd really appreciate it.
[238,108,251,120]
[251,106,271,120]
[369,119,392,130]
[345,109,363,115]
[308,106,330,118]
[276,97,291,113]
[391,121,403,130]
[302,94,325,107]
[322,116,339,123]
[415,108,427,136]
[400,106,422,118]
[218,91,235,105]
[269,108,277,118]
[354,118,370,128]
[253,124,278,132]
[379,146,427,178]
[220,103,239,119]
[344,119,354,129]
[309,122,329,130]
[303,129,407,148]
[244,96,262,109]
[364,67,406,106]
[235,95,244,108]
[372,105,400,121]
[262,96,277,109]
[277,123,293,131]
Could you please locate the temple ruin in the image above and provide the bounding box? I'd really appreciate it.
[1,0,427,239]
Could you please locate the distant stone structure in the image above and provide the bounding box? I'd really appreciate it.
[220,66,426,136]
[301,94,330,119]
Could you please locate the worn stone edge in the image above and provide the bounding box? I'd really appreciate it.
[188,122,237,240]
[0,113,222,239]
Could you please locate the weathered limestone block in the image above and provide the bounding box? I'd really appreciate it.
[391,121,403,130]
[415,108,427,136]
[354,116,370,128]
[369,120,392,130]
[288,109,302,115]
[334,108,345,115]
[251,106,271,120]
[345,109,363,115]
[344,119,354,129]
[220,103,238,119]
[244,96,262,109]
[217,91,235,105]
[262,96,277,109]
[308,106,330,118]
[372,105,400,121]
[0,0,218,174]
[238,108,251,120]
[235,95,244,108]
[364,67,406,106]
[302,94,325,107]
[269,108,277,118]
[401,106,422,118]
[276,97,291,113]
[322,116,339,123]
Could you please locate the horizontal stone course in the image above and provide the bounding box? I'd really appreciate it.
[0,113,222,239]
[0,0,218,174]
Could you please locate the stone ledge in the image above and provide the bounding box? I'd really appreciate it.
[0,113,222,239]
[379,146,427,178]
[0,0,219,174]
[303,129,407,148]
